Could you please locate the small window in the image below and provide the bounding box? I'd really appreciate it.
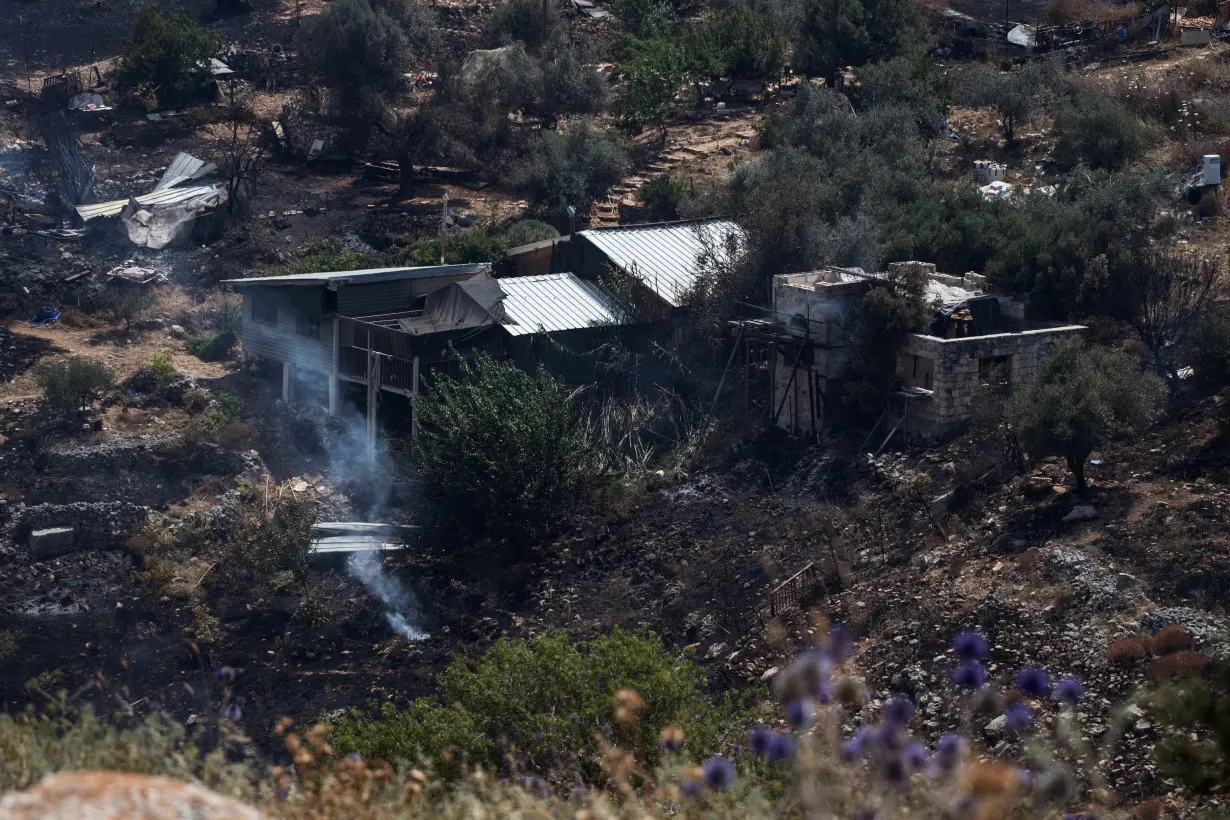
[252,292,278,325]
[296,312,320,339]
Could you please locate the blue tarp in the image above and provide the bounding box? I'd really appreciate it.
[29,306,60,326]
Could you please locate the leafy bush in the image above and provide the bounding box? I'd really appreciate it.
[615,37,695,135]
[487,0,563,54]
[330,630,746,783]
[792,0,925,79]
[100,283,157,334]
[540,34,610,123]
[511,121,629,221]
[1053,91,1155,171]
[148,351,177,392]
[615,0,678,38]
[1010,340,1165,492]
[115,6,223,108]
[637,174,691,220]
[277,239,370,276]
[185,330,238,361]
[1191,305,1230,389]
[400,227,508,266]
[501,219,559,248]
[299,0,439,118]
[238,496,317,580]
[1151,657,1230,793]
[415,353,593,544]
[687,9,786,82]
[35,358,115,413]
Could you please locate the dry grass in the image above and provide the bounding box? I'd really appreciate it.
[1106,636,1151,666]
[1145,651,1215,681]
[1148,625,1195,656]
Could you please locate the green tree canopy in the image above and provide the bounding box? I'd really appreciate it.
[1010,340,1164,492]
[1053,91,1156,171]
[115,6,223,108]
[791,0,925,79]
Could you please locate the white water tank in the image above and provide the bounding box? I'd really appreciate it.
[1204,154,1221,186]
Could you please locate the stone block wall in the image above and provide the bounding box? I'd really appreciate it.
[900,325,1086,436]
[17,502,150,554]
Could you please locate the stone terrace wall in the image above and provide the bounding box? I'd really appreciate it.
[17,501,150,554]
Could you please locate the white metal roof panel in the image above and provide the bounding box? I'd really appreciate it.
[577,219,745,308]
[155,152,217,190]
[498,273,629,336]
[223,263,491,288]
[75,184,224,221]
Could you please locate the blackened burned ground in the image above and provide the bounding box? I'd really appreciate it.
[0,329,59,384]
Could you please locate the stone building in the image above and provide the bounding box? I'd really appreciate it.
[746,262,1086,441]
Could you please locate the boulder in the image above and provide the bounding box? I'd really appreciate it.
[1062,505,1099,523]
[0,772,263,820]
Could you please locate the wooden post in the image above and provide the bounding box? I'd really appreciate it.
[411,355,420,445]
[282,362,294,403]
[329,316,340,415]
[367,351,380,457]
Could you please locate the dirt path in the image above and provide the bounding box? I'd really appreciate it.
[0,321,230,405]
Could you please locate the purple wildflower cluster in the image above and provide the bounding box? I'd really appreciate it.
[681,626,1087,803]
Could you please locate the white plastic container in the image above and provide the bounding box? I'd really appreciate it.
[1204,155,1221,186]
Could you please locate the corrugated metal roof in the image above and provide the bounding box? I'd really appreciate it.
[75,184,224,222]
[577,219,745,308]
[223,263,491,289]
[155,152,217,190]
[498,273,629,336]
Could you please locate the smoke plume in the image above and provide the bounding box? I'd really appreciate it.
[346,550,428,640]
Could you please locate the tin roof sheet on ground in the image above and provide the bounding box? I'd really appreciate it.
[577,219,745,308]
[155,152,217,190]
[75,184,225,222]
[498,273,629,335]
[223,263,491,288]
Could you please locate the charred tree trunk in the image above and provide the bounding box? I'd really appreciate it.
[397,151,415,198]
[1066,452,1088,494]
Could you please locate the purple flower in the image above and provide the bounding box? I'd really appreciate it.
[883,697,915,726]
[786,698,815,729]
[1054,675,1084,706]
[840,727,871,763]
[222,704,242,722]
[702,755,736,790]
[213,666,236,682]
[902,741,928,772]
[825,622,854,661]
[953,660,987,689]
[766,731,795,762]
[953,631,988,660]
[1004,703,1034,733]
[929,733,964,777]
[1016,667,1051,698]
[747,725,772,756]
[344,752,361,763]
[681,780,702,797]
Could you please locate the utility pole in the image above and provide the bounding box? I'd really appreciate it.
[440,192,449,264]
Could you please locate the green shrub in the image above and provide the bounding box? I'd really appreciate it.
[100,283,157,334]
[511,121,630,220]
[239,496,316,580]
[1151,656,1230,793]
[792,0,925,79]
[686,9,786,82]
[501,219,559,248]
[1053,91,1155,171]
[299,0,439,118]
[35,358,115,413]
[276,239,370,276]
[401,227,508,266]
[216,392,244,423]
[1192,305,1230,389]
[184,330,237,362]
[637,173,692,220]
[415,353,593,545]
[487,0,563,54]
[956,61,1059,144]
[115,6,223,108]
[1011,340,1165,492]
[330,630,748,783]
[148,351,177,391]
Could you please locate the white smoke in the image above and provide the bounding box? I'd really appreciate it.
[346,550,428,640]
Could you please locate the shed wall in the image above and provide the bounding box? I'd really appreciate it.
[240,289,334,374]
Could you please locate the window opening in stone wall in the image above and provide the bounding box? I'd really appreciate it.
[979,355,1010,386]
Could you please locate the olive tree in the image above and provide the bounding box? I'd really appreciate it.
[1010,340,1164,493]
[957,61,1058,145]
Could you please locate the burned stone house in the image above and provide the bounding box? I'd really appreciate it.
[225,264,633,435]
[745,262,1086,441]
